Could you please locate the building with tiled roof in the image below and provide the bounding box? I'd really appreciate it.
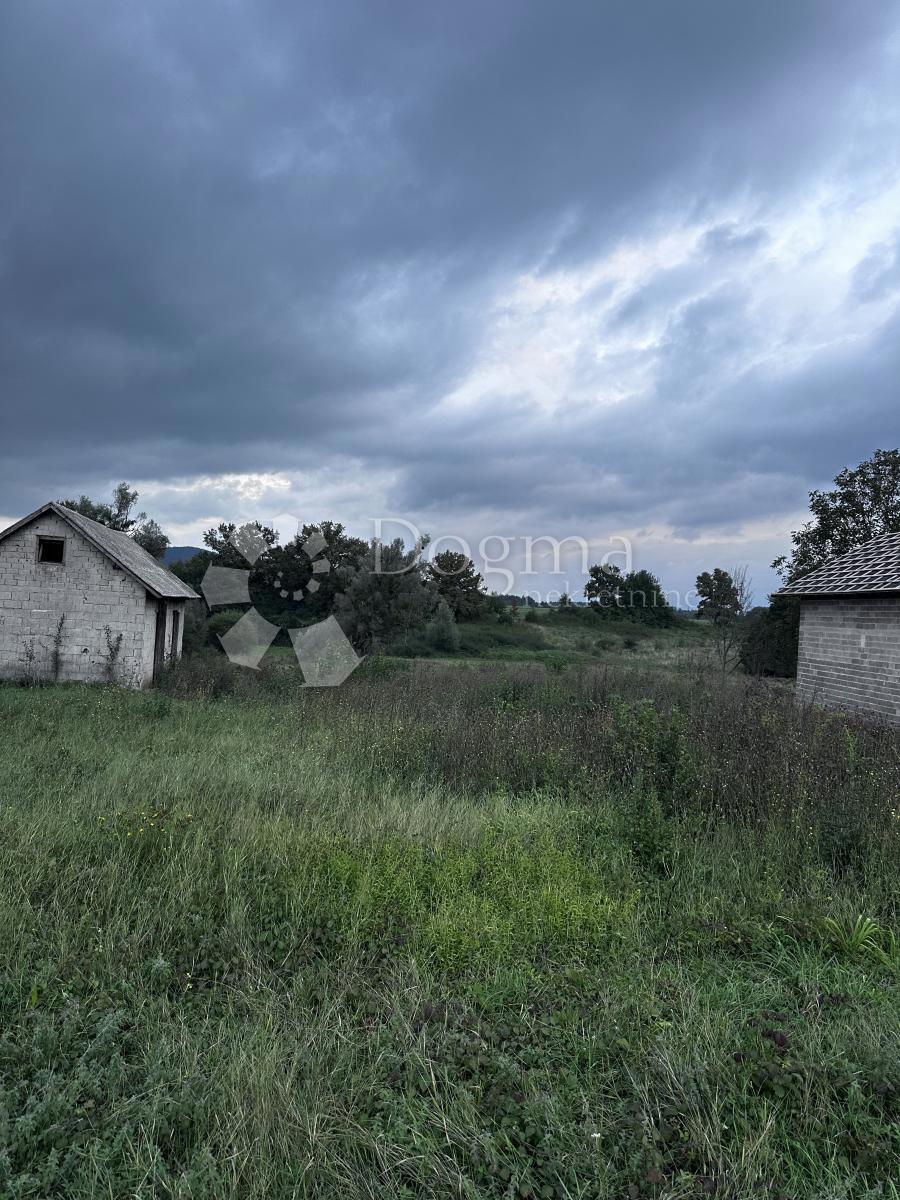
[775,533,900,723]
[0,502,198,687]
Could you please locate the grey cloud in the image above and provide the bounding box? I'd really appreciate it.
[608,263,707,331]
[700,223,770,258]
[2,0,900,601]
[391,288,900,546]
[853,236,900,302]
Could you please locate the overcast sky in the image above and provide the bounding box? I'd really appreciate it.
[3,0,900,601]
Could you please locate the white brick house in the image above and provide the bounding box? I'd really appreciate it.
[776,532,900,724]
[0,502,198,687]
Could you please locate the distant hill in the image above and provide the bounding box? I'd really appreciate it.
[163,546,206,565]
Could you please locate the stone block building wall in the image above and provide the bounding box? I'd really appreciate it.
[797,595,900,724]
[141,594,187,685]
[0,510,151,685]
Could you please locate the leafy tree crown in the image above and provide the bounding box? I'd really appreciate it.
[773,448,900,582]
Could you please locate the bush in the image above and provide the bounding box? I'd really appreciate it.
[205,609,247,646]
[181,602,212,654]
[355,653,413,680]
[458,621,545,656]
[543,652,569,673]
[335,537,433,651]
[426,598,461,653]
[389,631,435,658]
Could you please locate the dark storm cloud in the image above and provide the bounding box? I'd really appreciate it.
[2,0,900,597]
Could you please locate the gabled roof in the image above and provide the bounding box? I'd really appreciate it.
[775,532,900,597]
[0,502,199,600]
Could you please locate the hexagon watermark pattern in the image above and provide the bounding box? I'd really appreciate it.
[200,523,361,686]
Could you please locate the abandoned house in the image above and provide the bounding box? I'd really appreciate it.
[776,532,900,724]
[0,502,198,687]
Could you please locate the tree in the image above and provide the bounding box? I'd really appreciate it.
[334,538,434,651]
[695,565,753,672]
[202,520,279,568]
[773,448,900,582]
[585,563,675,623]
[195,518,371,632]
[696,567,741,621]
[60,481,139,531]
[132,518,169,560]
[269,521,368,621]
[739,597,800,677]
[584,564,623,609]
[170,549,216,592]
[620,569,675,625]
[60,482,170,560]
[427,551,486,621]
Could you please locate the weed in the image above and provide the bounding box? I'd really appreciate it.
[102,625,124,684]
[21,637,37,685]
[51,612,66,681]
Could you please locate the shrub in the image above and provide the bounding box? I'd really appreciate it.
[457,621,545,656]
[335,537,433,651]
[356,653,413,680]
[543,652,569,673]
[205,609,248,646]
[426,598,462,653]
[181,602,212,654]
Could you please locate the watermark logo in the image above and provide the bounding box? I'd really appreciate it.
[199,521,361,686]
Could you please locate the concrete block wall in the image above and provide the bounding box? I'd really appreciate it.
[139,596,188,687]
[797,595,900,724]
[140,596,158,686]
[0,511,149,686]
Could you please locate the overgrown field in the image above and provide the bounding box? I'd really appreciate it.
[262,608,718,670]
[1,659,898,1199]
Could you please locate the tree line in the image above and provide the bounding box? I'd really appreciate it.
[61,446,900,670]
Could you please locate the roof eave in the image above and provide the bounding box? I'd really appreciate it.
[776,587,900,599]
[49,504,200,600]
[46,503,173,597]
[0,502,57,546]
[0,502,198,601]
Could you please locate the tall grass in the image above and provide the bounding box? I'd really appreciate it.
[0,662,897,1198]
[156,654,900,871]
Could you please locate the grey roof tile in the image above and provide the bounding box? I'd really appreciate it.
[775,532,900,596]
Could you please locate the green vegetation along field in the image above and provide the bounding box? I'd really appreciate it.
[261,607,719,672]
[1,658,898,1199]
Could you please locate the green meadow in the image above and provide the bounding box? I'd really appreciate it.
[0,656,898,1199]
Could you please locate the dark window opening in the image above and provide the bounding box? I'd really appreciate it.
[38,537,65,564]
[170,609,181,658]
